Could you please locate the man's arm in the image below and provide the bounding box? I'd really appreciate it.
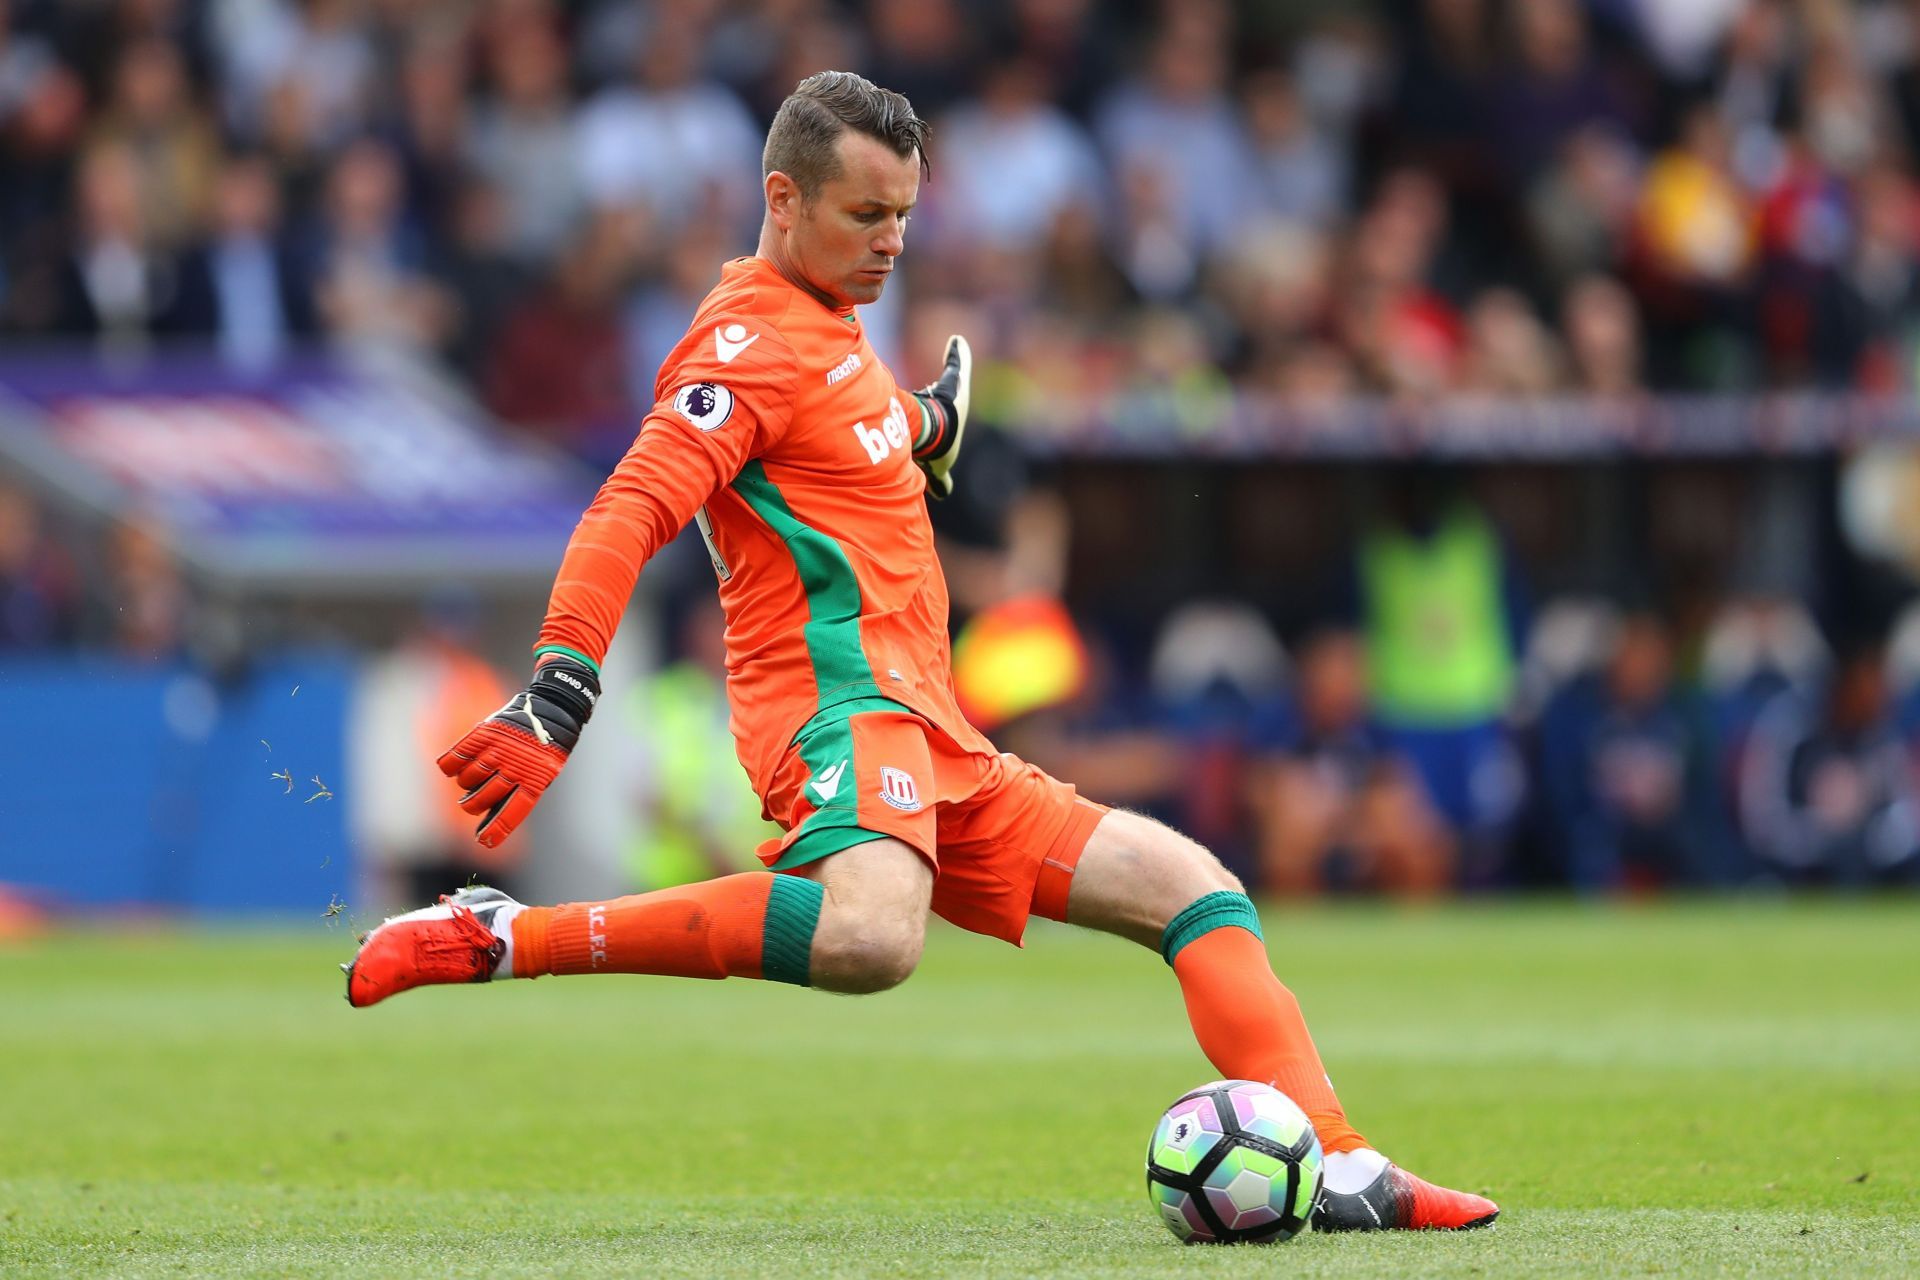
[440,330,798,848]
[535,410,749,670]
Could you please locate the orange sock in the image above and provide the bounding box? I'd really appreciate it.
[509,873,822,986]
[1164,893,1367,1154]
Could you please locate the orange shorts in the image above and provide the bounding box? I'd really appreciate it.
[755,697,1107,944]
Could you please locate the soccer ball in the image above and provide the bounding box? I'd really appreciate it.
[1145,1080,1323,1244]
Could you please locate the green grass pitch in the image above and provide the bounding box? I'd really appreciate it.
[2,899,1916,1277]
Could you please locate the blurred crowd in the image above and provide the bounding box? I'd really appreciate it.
[918,467,1920,896]
[8,0,1920,897]
[9,0,1920,451]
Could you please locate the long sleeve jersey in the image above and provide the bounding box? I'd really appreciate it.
[536,256,991,795]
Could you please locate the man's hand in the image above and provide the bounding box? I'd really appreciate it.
[911,334,971,500]
[437,655,600,848]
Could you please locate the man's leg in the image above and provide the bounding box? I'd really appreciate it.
[1063,808,1498,1231]
[1063,810,1365,1151]
[345,838,930,1005]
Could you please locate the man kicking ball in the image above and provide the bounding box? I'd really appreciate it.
[344,70,1496,1234]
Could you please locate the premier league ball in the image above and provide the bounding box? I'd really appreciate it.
[1145,1080,1323,1244]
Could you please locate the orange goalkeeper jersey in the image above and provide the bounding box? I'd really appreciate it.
[536,256,991,797]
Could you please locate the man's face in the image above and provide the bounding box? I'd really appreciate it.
[777,131,919,308]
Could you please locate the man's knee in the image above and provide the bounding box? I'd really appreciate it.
[1068,810,1247,948]
[796,837,933,994]
[809,921,923,994]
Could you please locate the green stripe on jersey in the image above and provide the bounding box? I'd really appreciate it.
[731,460,879,706]
[772,695,906,868]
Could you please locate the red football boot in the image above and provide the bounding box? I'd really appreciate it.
[1313,1162,1499,1231]
[342,889,514,1008]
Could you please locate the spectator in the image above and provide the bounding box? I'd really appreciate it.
[1248,627,1455,896]
[1559,273,1644,397]
[1711,0,1792,191]
[82,37,218,251]
[992,0,1117,120]
[1822,161,1920,390]
[88,517,189,659]
[1632,104,1759,386]
[621,596,780,890]
[1386,0,1502,201]
[0,6,88,269]
[0,483,80,649]
[865,0,976,122]
[1798,39,1884,180]
[623,219,732,411]
[740,11,866,124]
[163,150,317,368]
[215,0,374,149]
[1349,467,1527,886]
[1240,69,1347,231]
[1096,17,1253,291]
[432,175,534,384]
[255,62,330,218]
[1526,125,1642,292]
[1033,199,1137,332]
[1738,637,1920,887]
[348,593,521,912]
[929,57,1102,257]
[1460,287,1564,396]
[1215,221,1333,381]
[574,15,762,241]
[305,135,448,349]
[484,206,641,463]
[1635,104,1757,291]
[1543,611,1706,892]
[1110,307,1233,442]
[1492,0,1637,183]
[53,141,176,350]
[1335,169,1464,394]
[1149,601,1292,875]
[391,30,476,235]
[467,17,585,265]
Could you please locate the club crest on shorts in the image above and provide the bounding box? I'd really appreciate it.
[672,382,734,432]
[878,766,922,812]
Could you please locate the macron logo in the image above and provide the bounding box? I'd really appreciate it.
[826,351,862,385]
[714,323,759,363]
[808,759,848,804]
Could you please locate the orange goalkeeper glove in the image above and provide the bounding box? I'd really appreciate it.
[911,334,971,500]
[437,654,600,848]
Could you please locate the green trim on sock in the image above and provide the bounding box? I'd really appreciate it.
[1159,891,1263,966]
[762,875,825,986]
[533,644,601,674]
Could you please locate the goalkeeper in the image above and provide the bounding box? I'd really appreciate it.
[345,71,1496,1233]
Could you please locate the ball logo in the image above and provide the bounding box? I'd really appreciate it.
[878,766,922,812]
[1174,1121,1191,1142]
[672,382,734,432]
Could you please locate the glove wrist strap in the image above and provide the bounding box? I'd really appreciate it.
[910,392,952,460]
[530,657,600,724]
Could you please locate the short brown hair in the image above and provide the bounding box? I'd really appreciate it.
[762,71,930,201]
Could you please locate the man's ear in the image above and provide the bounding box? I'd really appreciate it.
[766,171,801,232]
